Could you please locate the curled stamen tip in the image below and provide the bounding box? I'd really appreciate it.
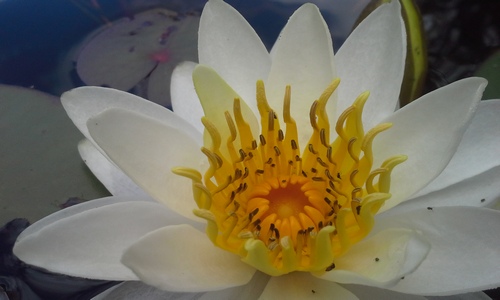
[330,78,341,90]
[193,209,216,221]
[171,167,202,181]
[318,78,341,104]
[361,123,393,150]
[383,155,408,168]
[325,78,340,92]
[353,91,370,108]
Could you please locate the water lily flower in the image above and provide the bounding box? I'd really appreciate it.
[13,0,500,299]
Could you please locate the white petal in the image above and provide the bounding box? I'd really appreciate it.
[87,108,205,221]
[61,87,201,146]
[385,165,500,215]
[410,99,500,199]
[318,228,429,288]
[426,292,492,300]
[343,284,427,300]
[259,273,358,300]
[17,196,141,240]
[199,272,269,300]
[372,77,487,212]
[374,206,500,295]
[122,224,256,292]
[171,61,205,133]
[335,0,406,129]
[78,139,150,198]
[14,201,188,280]
[198,0,270,110]
[266,3,335,146]
[91,282,200,300]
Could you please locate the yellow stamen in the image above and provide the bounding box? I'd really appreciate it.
[175,79,406,276]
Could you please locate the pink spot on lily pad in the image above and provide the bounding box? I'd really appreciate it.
[76,8,200,107]
[150,50,170,63]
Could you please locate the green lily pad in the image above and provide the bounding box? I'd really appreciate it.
[0,85,109,225]
[76,9,199,107]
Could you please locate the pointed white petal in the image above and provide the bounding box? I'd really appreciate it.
[92,282,490,300]
[426,292,492,300]
[343,284,427,300]
[335,0,406,129]
[319,228,429,288]
[87,108,205,221]
[91,282,200,300]
[260,273,358,299]
[411,99,500,199]
[266,3,336,146]
[14,201,189,280]
[78,139,149,197]
[122,224,255,292]
[61,87,201,146]
[171,61,205,133]
[385,165,500,215]
[375,206,500,295]
[17,196,141,240]
[372,78,487,212]
[199,272,269,300]
[198,0,270,109]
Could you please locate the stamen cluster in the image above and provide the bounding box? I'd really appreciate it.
[175,79,406,275]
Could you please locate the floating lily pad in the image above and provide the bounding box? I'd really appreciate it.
[0,85,109,225]
[76,9,199,107]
